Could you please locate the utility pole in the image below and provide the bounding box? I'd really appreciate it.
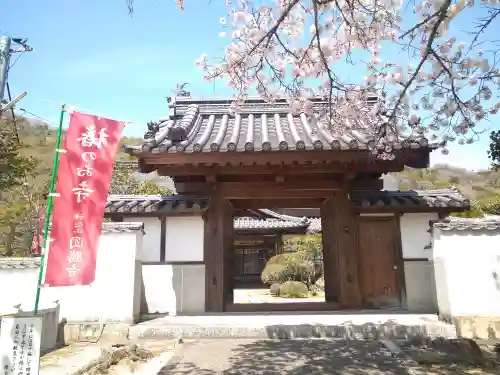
[0,35,11,103]
[0,35,32,113]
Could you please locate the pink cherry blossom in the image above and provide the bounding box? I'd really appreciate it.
[193,0,500,155]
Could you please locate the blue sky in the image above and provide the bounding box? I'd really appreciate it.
[2,0,498,171]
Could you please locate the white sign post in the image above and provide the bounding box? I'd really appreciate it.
[0,316,42,375]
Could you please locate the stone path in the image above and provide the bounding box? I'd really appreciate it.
[233,288,325,304]
[157,338,423,374]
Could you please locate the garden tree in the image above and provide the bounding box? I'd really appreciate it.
[488,130,500,171]
[129,0,500,158]
[478,195,500,215]
[0,117,45,256]
[261,233,324,289]
[109,163,174,195]
[0,117,37,192]
[0,178,48,256]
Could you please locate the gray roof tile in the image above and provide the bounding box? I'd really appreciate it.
[234,217,310,231]
[101,222,145,233]
[307,218,322,233]
[125,97,432,155]
[105,189,469,221]
[433,217,500,232]
[351,189,470,211]
[106,195,209,214]
[0,258,40,269]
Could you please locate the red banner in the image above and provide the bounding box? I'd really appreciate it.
[44,112,124,286]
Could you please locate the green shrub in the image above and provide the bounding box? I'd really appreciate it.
[269,283,281,296]
[279,281,308,298]
[261,251,322,289]
[261,264,287,285]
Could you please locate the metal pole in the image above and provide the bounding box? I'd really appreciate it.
[0,35,11,103]
[34,104,66,315]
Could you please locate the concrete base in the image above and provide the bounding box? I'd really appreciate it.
[451,316,500,340]
[128,312,457,340]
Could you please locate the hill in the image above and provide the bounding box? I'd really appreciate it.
[393,165,500,202]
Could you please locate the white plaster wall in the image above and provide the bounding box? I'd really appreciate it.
[433,229,500,317]
[142,264,175,314]
[400,213,438,259]
[165,216,204,262]
[0,230,143,324]
[141,264,205,315]
[129,216,161,262]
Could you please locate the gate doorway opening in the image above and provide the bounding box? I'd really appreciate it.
[231,207,326,307]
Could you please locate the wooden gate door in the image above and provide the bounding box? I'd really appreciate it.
[357,216,401,309]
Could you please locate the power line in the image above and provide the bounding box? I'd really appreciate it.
[18,108,57,126]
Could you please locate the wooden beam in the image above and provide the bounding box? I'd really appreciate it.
[144,149,377,165]
[231,198,324,209]
[223,188,335,199]
[139,149,431,170]
[177,179,383,195]
[157,162,407,177]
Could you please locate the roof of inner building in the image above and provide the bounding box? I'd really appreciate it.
[104,189,470,232]
[124,96,434,156]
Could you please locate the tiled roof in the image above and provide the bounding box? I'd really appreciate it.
[105,195,209,214]
[114,160,139,170]
[255,208,322,233]
[433,217,500,232]
[307,218,322,233]
[45,221,146,234]
[0,258,40,269]
[105,189,468,218]
[234,217,310,231]
[101,222,145,233]
[125,97,432,155]
[351,189,470,211]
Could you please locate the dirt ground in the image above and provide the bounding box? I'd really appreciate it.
[396,337,500,375]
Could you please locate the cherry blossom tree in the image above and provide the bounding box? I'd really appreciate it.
[130,0,500,157]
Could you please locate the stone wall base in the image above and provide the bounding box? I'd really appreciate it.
[58,322,131,345]
[450,316,500,340]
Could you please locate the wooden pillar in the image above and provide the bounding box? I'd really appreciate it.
[204,194,234,312]
[321,190,362,308]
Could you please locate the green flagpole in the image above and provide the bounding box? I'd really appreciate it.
[34,104,66,315]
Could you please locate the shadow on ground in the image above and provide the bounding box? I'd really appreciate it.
[156,338,418,375]
[155,334,500,375]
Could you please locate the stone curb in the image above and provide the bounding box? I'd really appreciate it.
[129,322,457,341]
